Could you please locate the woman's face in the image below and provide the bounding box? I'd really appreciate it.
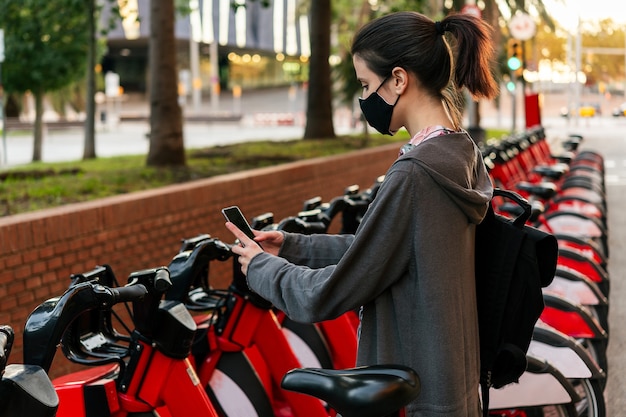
[353,54,403,135]
[353,55,393,102]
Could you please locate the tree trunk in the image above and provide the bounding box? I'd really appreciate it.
[32,91,43,162]
[303,0,335,139]
[83,0,97,159]
[146,0,185,166]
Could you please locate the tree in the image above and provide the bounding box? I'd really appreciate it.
[146,0,186,167]
[0,0,89,162]
[303,0,336,139]
[83,0,97,159]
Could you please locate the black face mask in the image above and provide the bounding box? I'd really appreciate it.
[358,77,400,135]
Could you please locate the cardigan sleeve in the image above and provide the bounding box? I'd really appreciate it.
[245,164,416,323]
[278,233,354,268]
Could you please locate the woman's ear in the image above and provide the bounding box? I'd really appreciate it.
[391,66,409,94]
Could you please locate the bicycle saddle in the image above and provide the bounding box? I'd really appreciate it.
[281,365,420,417]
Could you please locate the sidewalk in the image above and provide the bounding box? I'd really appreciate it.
[0,86,360,168]
[0,87,618,168]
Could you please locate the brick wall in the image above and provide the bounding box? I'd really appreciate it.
[0,143,399,378]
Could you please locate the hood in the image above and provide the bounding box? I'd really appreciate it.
[396,132,493,224]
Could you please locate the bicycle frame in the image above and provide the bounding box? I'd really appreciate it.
[197,284,329,416]
[53,336,216,417]
[167,235,329,416]
[22,266,220,417]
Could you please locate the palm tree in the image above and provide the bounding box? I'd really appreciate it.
[303,0,336,139]
[146,0,186,167]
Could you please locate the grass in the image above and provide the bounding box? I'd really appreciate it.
[0,128,509,217]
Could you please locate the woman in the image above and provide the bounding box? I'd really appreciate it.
[226,11,498,416]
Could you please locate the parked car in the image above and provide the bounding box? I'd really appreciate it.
[560,103,601,118]
[612,102,626,117]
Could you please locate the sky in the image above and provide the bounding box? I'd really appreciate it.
[543,0,626,26]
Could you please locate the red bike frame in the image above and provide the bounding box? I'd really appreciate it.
[22,266,220,417]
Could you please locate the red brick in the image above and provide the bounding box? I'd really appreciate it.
[38,245,55,260]
[14,264,32,280]
[0,146,399,330]
[4,254,22,268]
[24,275,42,290]
[17,291,35,305]
[7,280,26,295]
[30,260,47,275]
[47,257,63,270]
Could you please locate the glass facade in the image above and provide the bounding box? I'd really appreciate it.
[101,0,311,94]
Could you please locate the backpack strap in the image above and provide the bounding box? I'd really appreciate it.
[481,382,489,417]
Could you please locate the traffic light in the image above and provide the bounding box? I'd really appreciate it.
[506,39,523,75]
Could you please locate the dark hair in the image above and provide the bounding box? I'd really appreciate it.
[351,11,499,128]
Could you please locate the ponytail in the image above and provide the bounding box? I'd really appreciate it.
[439,13,499,100]
[351,11,499,128]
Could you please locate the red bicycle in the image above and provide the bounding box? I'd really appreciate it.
[166,235,329,416]
[22,265,220,417]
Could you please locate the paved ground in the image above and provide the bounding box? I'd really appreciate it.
[543,121,626,416]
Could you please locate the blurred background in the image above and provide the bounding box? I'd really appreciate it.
[1,0,626,165]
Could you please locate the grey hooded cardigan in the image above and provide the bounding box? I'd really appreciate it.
[245,132,493,416]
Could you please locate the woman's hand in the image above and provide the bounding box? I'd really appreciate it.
[225,222,284,275]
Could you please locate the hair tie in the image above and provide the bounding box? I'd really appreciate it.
[435,21,447,36]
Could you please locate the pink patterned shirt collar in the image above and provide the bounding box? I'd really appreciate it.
[398,125,455,157]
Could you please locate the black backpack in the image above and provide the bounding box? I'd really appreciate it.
[475,188,558,416]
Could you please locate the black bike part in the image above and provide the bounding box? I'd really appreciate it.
[24,282,142,372]
[84,380,118,417]
[179,233,213,252]
[0,364,59,417]
[281,365,420,417]
[153,300,197,359]
[231,256,273,309]
[0,326,13,372]
[167,236,231,305]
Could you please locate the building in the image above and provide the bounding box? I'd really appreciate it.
[101,0,311,98]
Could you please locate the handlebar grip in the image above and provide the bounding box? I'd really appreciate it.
[111,284,148,303]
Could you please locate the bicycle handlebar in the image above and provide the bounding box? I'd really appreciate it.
[70,264,120,289]
[274,195,353,234]
[109,283,151,303]
[167,236,233,304]
[24,269,151,372]
[127,267,172,293]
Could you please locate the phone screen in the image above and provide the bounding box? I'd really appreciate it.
[222,206,257,240]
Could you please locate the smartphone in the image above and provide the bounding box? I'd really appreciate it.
[222,206,257,241]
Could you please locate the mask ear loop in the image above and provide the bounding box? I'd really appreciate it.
[374,76,390,93]
[379,74,402,106]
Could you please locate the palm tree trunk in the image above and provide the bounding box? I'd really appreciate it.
[146,0,185,166]
[32,91,43,162]
[303,0,335,139]
[83,0,97,159]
